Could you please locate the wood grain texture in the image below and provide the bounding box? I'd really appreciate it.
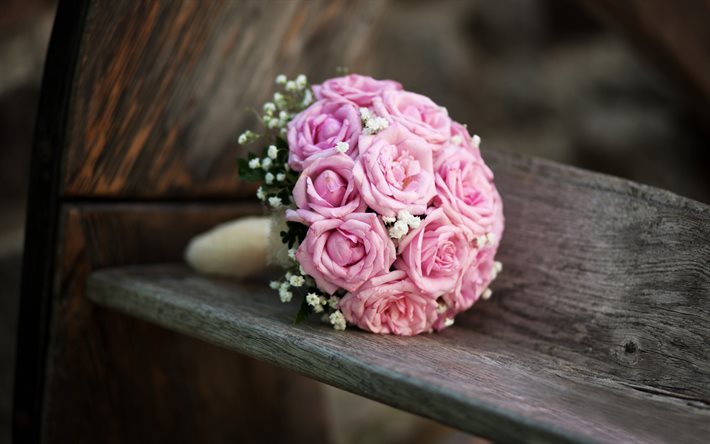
[41,203,332,443]
[582,0,710,120]
[87,151,710,444]
[63,0,385,198]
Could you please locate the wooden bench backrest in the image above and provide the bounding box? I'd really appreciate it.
[15,1,384,442]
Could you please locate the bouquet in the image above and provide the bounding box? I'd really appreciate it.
[203,73,504,336]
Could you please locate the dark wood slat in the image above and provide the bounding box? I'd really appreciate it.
[88,264,710,444]
[63,0,385,198]
[39,203,332,443]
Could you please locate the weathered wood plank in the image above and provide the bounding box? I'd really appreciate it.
[63,0,385,198]
[39,203,332,443]
[86,151,710,443]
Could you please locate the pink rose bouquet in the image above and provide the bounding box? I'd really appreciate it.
[237,73,503,336]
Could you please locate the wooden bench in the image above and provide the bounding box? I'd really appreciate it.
[14,1,710,443]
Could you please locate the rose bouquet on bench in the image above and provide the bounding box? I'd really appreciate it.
[188,73,504,336]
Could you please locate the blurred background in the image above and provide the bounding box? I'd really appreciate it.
[0,0,708,443]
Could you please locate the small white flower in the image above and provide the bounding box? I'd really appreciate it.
[279,111,289,121]
[269,281,281,290]
[275,74,287,85]
[301,89,314,106]
[285,272,293,281]
[279,127,287,138]
[262,157,272,170]
[473,135,481,146]
[328,296,340,309]
[306,293,320,306]
[274,92,286,108]
[486,232,496,245]
[436,302,447,314]
[287,248,296,260]
[267,145,278,159]
[268,196,282,208]
[359,107,371,122]
[382,215,396,224]
[388,220,409,239]
[335,141,349,153]
[364,116,389,135]
[407,216,421,229]
[276,173,286,182]
[279,288,293,303]
[264,172,274,184]
[289,275,305,287]
[329,310,347,331]
[248,158,261,169]
[476,235,488,248]
[494,261,503,273]
[285,80,296,92]
[482,288,492,300]
[268,118,280,129]
[295,74,307,89]
[263,102,276,115]
[256,187,266,201]
[238,133,248,144]
[444,318,455,327]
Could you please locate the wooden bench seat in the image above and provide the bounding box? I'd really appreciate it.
[87,150,710,444]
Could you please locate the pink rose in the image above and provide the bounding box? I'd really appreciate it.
[450,190,504,311]
[395,208,471,295]
[450,121,481,156]
[433,144,499,240]
[313,74,402,107]
[287,100,361,171]
[353,124,436,216]
[374,91,451,148]
[339,271,438,336]
[286,154,365,225]
[296,213,396,294]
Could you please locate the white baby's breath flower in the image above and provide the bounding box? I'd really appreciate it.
[275,74,287,85]
[279,128,287,138]
[267,144,278,159]
[274,92,286,109]
[482,288,492,300]
[269,281,281,290]
[359,107,371,122]
[302,89,314,106]
[263,102,276,115]
[264,172,274,184]
[305,293,319,306]
[364,116,389,135]
[279,287,293,303]
[285,272,293,281]
[476,235,488,248]
[262,157,272,170]
[382,215,396,224]
[436,301,447,314]
[329,310,346,331]
[494,261,503,273]
[285,80,296,92]
[268,196,282,208]
[407,216,421,229]
[289,275,305,287]
[328,296,340,310]
[268,118,280,129]
[256,186,266,201]
[287,248,296,260]
[276,173,286,182]
[388,220,409,239]
[295,74,307,89]
[335,141,349,153]
[473,134,481,146]
[238,133,248,145]
[279,111,289,121]
[248,158,261,169]
[486,232,496,246]
[444,318,455,327]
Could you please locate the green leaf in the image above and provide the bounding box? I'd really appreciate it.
[294,297,311,324]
